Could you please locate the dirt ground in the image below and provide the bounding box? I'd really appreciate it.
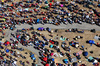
[4,0,100,20]
[0,30,38,66]
[2,29,100,66]
[26,29,100,66]
[1,0,100,66]
[0,30,6,42]
[0,45,38,66]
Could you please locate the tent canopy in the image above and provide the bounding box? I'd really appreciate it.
[89,40,95,44]
[6,49,9,53]
[49,3,52,5]
[50,45,53,47]
[83,51,88,56]
[88,56,94,61]
[45,63,49,66]
[60,4,63,7]
[52,58,54,61]
[17,35,21,38]
[45,1,48,4]
[43,57,47,62]
[64,59,68,64]
[37,19,40,23]
[5,41,10,45]
[64,59,68,61]
[51,53,54,56]
[37,27,44,31]
[31,54,34,58]
[32,57,36,60]
[24,8,29,11]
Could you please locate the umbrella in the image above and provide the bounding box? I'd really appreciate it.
[94,59,98,63]
[43,17,46,20]
[37,19,40,23]
[45,6,49,8]
[24,8,29,11]
[83,51,88,56]
[22,28,25,30]
[43,57,47,62]
[89,40,95,46]
[89,40,92,44]
[64,59,68,64]
[49,3,52,8]
[6,41,10,45]
[45,1,48,4]
[48,28,51,32]
[49,45,53,48]
[5,44,7,46]
[0,56,3,59]
[51,42,54,44]
[51,53,54,56]
[37,27,41,31]
[92,40,95,44]
[3,19,5,21]
[31,54,34,58]
[34,9,37,11]
[72,57,77,62]
[49,3,52,6]
[52,58,54,61]
[10,27,13,30]
[88,56,94,61]
[76,53,79,56]
[60,4,63,7]
[41,27,44,31]
[17,35,20,38]
[6,49,9,53]
[32,57,36,60]
[45,63,49,66]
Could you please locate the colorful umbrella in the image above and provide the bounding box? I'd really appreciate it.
[6,41,10,45]
[83,51,88,56]
[50,53,54,56]
[43,57,47,62]
[52,58,54,61]
[6,49,9,53]
[45,63,49,66]
[60,4,63,7]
